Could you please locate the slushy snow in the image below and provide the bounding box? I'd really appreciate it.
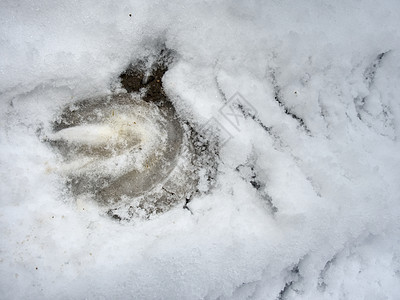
[1,0,400,299]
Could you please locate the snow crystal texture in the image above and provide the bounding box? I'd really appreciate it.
[1,0,400,299]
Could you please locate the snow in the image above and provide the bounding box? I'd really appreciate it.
[1,0,400,299]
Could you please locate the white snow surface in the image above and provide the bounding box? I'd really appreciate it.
[1,0,400,299]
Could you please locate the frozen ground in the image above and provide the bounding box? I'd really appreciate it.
[1,0,400,299]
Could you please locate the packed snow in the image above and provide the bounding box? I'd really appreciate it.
[1,0,400,299]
